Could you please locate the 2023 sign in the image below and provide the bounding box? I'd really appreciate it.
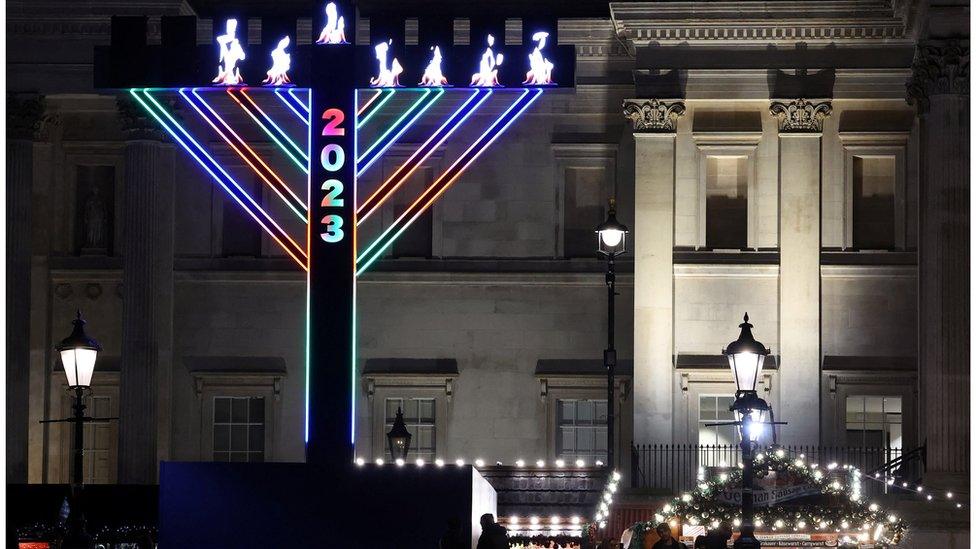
[319,107,347,243]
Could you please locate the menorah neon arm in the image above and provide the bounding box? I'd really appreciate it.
[181,88,308,222]
[356,89,383,117]
[357,88,490,224]
[131,89,308,270]
[230,88,309,171]
[356,88,443,177]
[355,88,395,129]
[356,89,542,275]
[275,88,309,123]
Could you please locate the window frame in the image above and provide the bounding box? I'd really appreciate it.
[821,368,916,449]
[692,134,761,251]
[383,396,438,460]
[211,395,269,463]
[555,398,609,462]
[539,374,632,463]
[838,132,909,251]
[193,372,283,462]
[552,143,619,259]
[364,374,453,461]
[844,394,903,449]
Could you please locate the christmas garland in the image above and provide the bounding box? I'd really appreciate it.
[629,447,907,547]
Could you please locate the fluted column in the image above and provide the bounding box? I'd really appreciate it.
[770,99,831,446]
[624,99,685,444]
[907,40,970,487]
[118,99,174,484]
[6,94,46,483]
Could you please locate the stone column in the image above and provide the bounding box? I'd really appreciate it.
[624,99,685,444]
[6,94,46,483]
[770,99,831,446]
[907,41,969,488]
[118,98,175,484]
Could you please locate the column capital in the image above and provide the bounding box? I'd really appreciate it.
[7,93,60,141]
[906,40,970,114]
[117,96,166,141]
[769,99,832,133]
[623,99,685,133]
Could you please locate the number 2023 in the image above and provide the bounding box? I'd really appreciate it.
[319,108,346,243]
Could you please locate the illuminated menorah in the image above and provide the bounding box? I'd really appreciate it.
[97,1,575,467]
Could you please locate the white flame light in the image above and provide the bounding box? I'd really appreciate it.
[370,41,403,88]
[262,36,292,86]
[316,2,347,44]
[523,31,555,85]
[419,46,449,86]
[471,34,503,87]
[213,19,246,85]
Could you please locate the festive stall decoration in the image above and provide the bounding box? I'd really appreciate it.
[627,448,910,548]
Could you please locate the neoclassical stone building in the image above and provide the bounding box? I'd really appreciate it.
[6,0,968,539]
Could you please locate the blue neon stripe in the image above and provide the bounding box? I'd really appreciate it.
[356,90,542,275]
[356,89,443,177]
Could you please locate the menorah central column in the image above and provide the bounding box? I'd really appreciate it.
[305,16,358,468]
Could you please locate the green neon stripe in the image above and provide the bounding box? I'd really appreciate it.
[356,88,395,129]
[356,88,442,167]
[235,93,309,173]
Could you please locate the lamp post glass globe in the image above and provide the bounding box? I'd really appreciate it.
[723,313,769,394]
[56,311,102,389]
[595,199,628,256]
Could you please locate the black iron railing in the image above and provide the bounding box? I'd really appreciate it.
[631,443,912,496]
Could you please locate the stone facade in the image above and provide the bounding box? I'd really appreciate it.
[5,5,968,539]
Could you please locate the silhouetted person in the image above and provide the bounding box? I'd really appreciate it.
[652,523,688,549]
[439,517,465,549]
[477,513,508,549]
[702,523,732,549]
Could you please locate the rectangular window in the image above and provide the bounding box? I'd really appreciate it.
[698,395,740,466]
[213,396,265,462]
[556,399,607,461]
[563,167,607,258]
[385,397,436,460]
[705,156,748,249]
[852,156,896,249]
[83,395,115,484]
[845,395,902,449]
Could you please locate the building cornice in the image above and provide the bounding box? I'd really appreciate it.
[610,1,912,46]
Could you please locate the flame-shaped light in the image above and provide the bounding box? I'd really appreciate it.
[213,19,246,85]
[262,36,293,86]
[523,31,555,85]
[316,2,347,44]
[419,46,449,87]
[470,34,503,87]
[369,41,403,88]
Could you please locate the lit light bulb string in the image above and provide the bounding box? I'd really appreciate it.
[629,448,966,549]
[180,88,309,222]
[128,89,308,270]
[352,455,615,538]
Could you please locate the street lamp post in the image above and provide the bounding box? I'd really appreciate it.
[595,198,628,470]
[722,314,771,549]
[45,311,107,548]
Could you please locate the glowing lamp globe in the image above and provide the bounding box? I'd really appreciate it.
[722,313,770,394]
[595,199,628,256]
[56,311,102,389]
[386,407,412,460]
[735,409,767,442]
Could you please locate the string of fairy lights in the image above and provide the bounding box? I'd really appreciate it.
[353,456,605,468]
[637,447,968,548]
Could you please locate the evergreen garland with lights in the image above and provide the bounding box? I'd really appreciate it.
[629,448,908,547]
